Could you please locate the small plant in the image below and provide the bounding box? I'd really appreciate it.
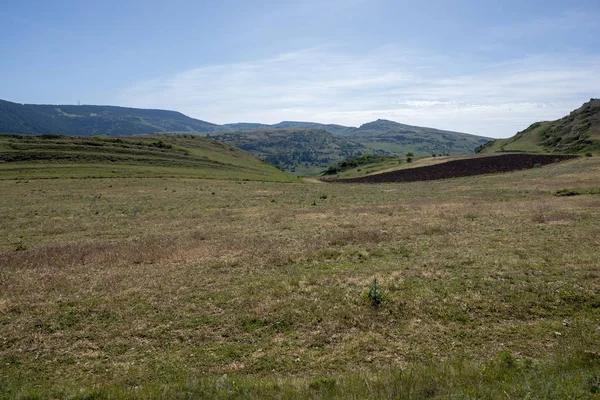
[585,152,593,157]
[14,241,27,252]
[320,194,328,199]
[406,157,413,163]
[367,279,384,307]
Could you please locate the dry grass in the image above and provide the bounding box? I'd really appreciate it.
[1,156,600,397]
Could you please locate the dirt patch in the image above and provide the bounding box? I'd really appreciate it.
[327,154,578,184]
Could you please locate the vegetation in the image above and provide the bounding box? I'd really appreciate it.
[342,119,492,156]
[0,99,494,166]
[1,154,600,398]
[0,99,227,135]
[211,128,366,175]
[0,134,292,181]
[479,99,600,155]
[322,154,397,175]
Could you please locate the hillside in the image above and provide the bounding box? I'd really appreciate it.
[345,119,493,156]
[0,99,492,161]
[478,99,600,154]
[0,99,226,135]
[224,120,491,156]
[210,128,366,175]
[0,134,292,181]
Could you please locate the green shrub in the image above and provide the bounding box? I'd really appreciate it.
[367,279,384,307]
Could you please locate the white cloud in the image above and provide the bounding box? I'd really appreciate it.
[116,47,600,138]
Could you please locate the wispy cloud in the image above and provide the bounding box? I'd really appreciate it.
[117,47,600,138]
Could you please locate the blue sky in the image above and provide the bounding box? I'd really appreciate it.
[1,0,599,138]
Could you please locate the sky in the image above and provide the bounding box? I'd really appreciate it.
[1,0,599,138]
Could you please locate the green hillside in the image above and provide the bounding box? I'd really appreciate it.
[346,119,493,156]
[0,134,292,181]
[0,100,226,135]
[211,128,366,175]
[479,99,600,154]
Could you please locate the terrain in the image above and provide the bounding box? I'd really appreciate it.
[0,100,493,171]
[0,134,292,182]
[328,154,578,183]
[210,128,366,175]
[1,152,600,398]
[341,119,493,156]
[479,99,600,154]
[0,99,224,135]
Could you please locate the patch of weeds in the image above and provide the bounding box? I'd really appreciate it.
[555,187,600,196]
[13,241,27,252]
[587,375,600,394]
[319,194,328,199]
[309,377,337,392]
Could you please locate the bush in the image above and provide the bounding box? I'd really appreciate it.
[367,279,384,307]
[585,152,593,157]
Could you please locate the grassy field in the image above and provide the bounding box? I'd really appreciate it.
[1,155,600,398]
[0,134,292,182]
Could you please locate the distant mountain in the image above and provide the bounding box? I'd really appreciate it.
[224,122,272,130]
[0,99,493,166]
[210,128,366,175]
[345,119,493,156]
[224,119,491,156]
[478,99,600,154]
[0,99,225,135]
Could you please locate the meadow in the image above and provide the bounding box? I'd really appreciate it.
[1,155,600,398]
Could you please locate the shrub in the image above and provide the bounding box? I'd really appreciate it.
[367,279,384,307]
[586,152,593,157]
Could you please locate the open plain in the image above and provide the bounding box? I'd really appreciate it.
[1,155,600,398]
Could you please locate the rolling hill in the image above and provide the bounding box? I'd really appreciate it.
[210,128,366,175]
[478,99,600,154]
[0,99,226,135]
[0,134,292,181]
[0,99,494,172]
[343,119,493,156]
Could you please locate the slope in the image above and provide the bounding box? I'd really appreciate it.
[478,99,600,154]
[347,119,493,156]
[0,134,292,182]
[0,99,227,135]
[210,128,366,175]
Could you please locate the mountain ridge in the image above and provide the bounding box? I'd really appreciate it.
[0,98,493,167]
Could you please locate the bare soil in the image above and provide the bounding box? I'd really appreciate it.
[327,154,578,183]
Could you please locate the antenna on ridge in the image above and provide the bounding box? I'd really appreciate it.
[78,100,81,106]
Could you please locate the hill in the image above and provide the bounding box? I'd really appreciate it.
[343,119,493,156]
[478,99,600,154]
[210,128,366,175]
[224,120,491,156]
[0,99,226,135]
[0,134,292,181]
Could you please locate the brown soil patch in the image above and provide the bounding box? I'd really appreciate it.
[327,154,578,183]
